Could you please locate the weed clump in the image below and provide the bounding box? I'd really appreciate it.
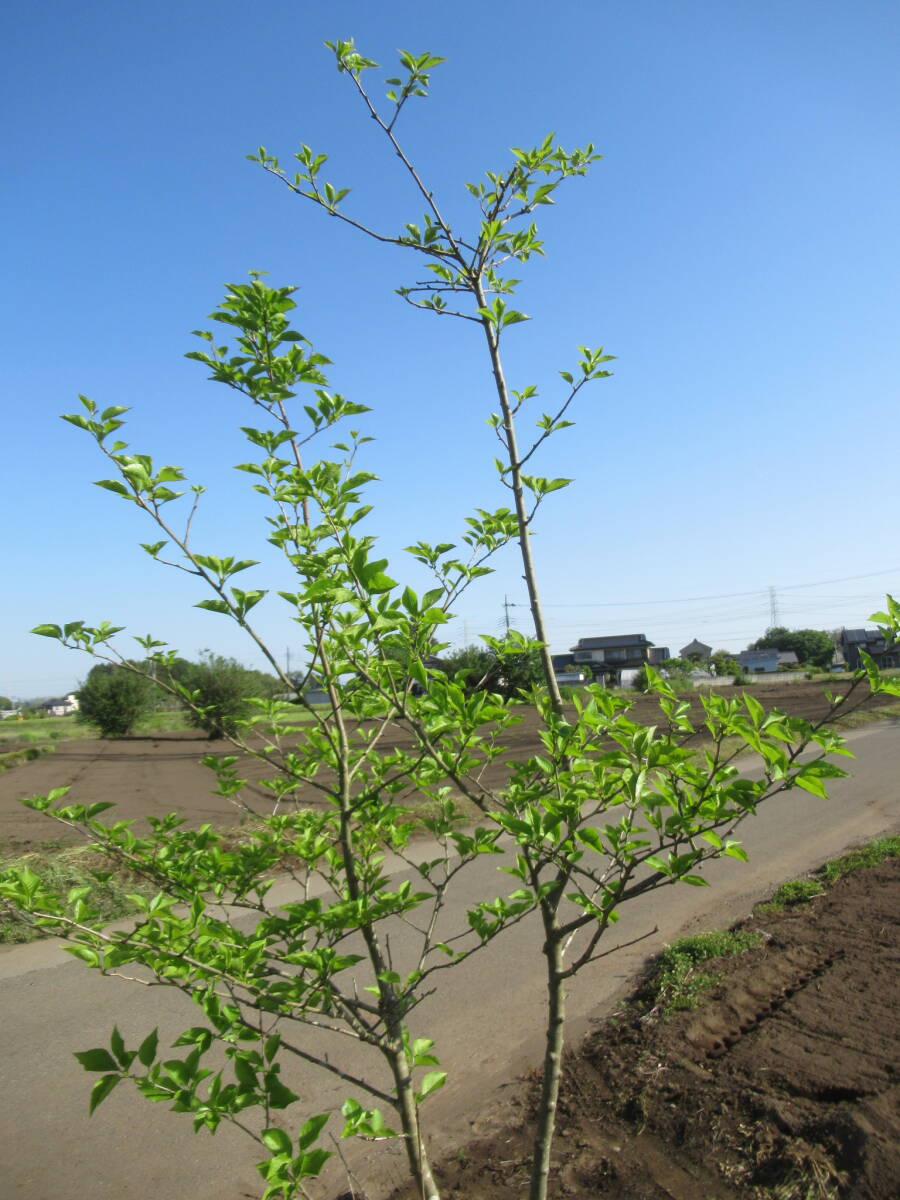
[651,929,762,1013]
[766,878,826,908]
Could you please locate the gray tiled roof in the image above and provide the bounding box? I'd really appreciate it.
[574,634,649,649]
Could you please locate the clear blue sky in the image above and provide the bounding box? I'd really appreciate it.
[4,0,899,699]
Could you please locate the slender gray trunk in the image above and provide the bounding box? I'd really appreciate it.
[529,935,566,1200]
[473,280,564,717]
[388,1040,441,1200]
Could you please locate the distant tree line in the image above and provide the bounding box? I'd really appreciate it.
[74,627,838,737]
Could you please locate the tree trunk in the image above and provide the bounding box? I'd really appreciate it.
[529,935,566,1200]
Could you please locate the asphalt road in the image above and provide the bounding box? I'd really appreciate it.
[1,721,897,1200]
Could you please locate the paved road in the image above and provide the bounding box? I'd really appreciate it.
[1,721,897,1200]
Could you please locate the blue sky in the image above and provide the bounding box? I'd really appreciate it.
[4,0,899,699]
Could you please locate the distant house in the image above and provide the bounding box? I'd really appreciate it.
[839,628,900,671]
[680,639,712,662]
[551,653,577,675]
[647,646,671,665]
[737,649,780,674]
[42,694,79,717]
[777,651,800,669]
[571,634,653,684]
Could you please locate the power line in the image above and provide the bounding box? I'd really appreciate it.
[541,565,900,610]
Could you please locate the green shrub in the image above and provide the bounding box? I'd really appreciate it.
[178,654,279,739]
[77,664,157,737]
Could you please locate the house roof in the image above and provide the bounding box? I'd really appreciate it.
[551,653,575,668]
[573,634,650,650]
[738,649,779,663]
[842,628,883,645]
[680,638,711,655]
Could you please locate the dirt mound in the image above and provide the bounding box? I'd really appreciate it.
[400,856,899,1200]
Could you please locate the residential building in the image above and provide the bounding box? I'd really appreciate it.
[680,638,712,661]
[571,634,653,684]
[839,628,900,671]
[647,646,671,665]
[737,649,780,674]
[551,653,577,675]
[41,694,79,717]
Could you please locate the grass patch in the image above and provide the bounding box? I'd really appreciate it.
[650,929,763,1013]
[0,709,197,747]
[762,878,826,911]
[0,743,56,774]
[819,833,900,881]
[0,842,156,945]
[755,834,900,915]
[753,878,825,912]
[0,715,88,747]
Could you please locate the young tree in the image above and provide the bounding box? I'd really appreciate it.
[3,37,898,1200]
[76,662,157,737]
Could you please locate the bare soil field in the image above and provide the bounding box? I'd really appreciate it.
[0,680,894,849]
[393,854,900,1200]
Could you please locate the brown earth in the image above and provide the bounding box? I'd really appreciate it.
[392,855,900,1200]
[0,679,892,850]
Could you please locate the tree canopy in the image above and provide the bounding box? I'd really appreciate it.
[750,627,834,669]
[169,653,280,739]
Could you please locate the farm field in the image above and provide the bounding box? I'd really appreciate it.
[0,679,896,850]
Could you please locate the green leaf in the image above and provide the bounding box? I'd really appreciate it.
[137,1029,159,1067]
[416,1070,447,1100]
[794,773,828,798]
[296,1148,330,1178]
[94,479,131,497]
[644,856,670,875]
[65,945,100,967]
[265,1071,299,1109]
[89,1074,121,1115]
[195,599,231,615]
[31,624,63,639]
[297,1112,330,1151]
[110,1026,131,1069]
[261,1127,292,1155]
[74,1048,118,1073]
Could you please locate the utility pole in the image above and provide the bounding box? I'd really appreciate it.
[503,595,516,633]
